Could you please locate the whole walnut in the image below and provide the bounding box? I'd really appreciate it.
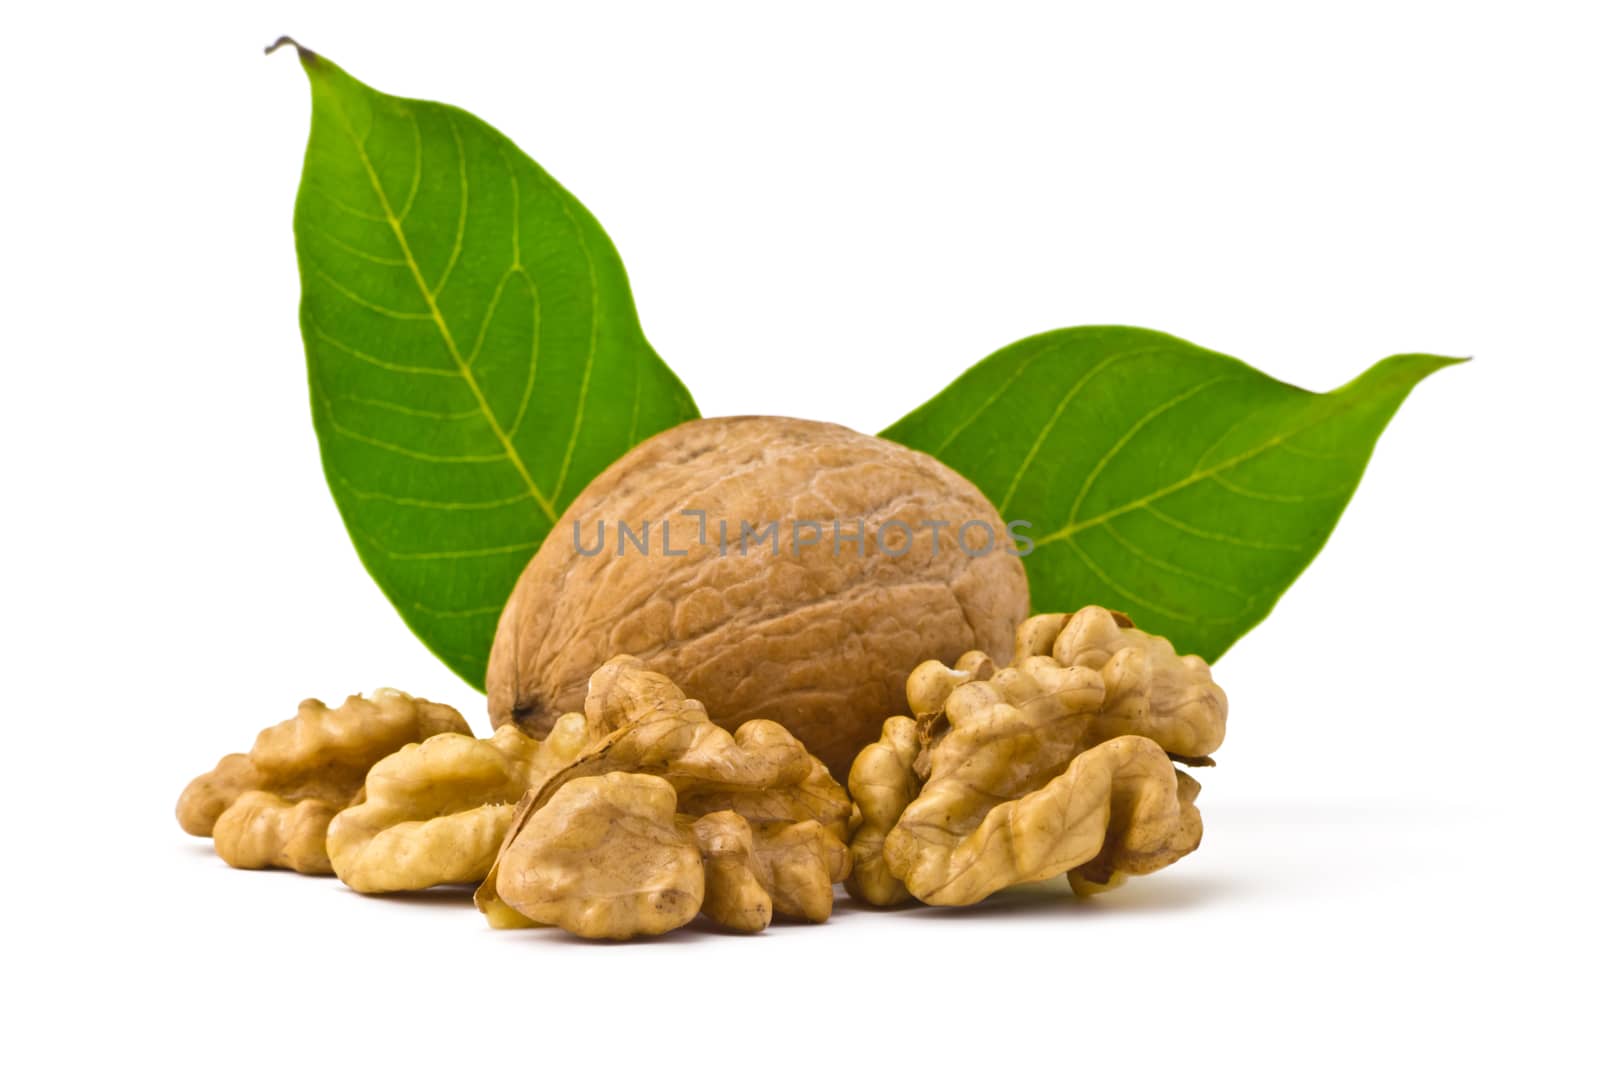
[488,416,1029,776]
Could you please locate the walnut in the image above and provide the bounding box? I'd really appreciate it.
[844,716,920,907]
[692,813,850,933]
[487,416,1030,777]
[1017,607,1226,758]
[212,792,339,875]
[520,655,852,837]
[476,656,853,936]
[849,607,1225,906]
[176,689,469,874]
[326,721,588,893]
[493,772,706,941]
[887,734,1203,905]
[690,811,773,932]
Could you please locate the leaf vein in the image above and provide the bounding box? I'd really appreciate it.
[326,93,560,525]
[1062,536,1206,624]
[308,183,387,222]
[1141,505,1311,552]
[430,114,469,297]
[406,601,506,619]
[397,112,423,224]
[376,541,541,561]
[999,344,1169,513]
[1100,522,1253,601]
[1210,472,1350,504]
[507,271,543,439]
[1066,374,1234,528]
[330,468,534,510]
[311,228,409,268]
[932,345,1050,455]
[1036,386,1384,547]
[1280,441,1365,461]
[313,267,433,320]
[545,176,600,503]
[307,314,458,377]
[340,393,482,421]
[324,419,507,463]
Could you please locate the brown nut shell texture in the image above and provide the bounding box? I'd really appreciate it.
[326,720,588,893]
[476,656,853,938]
[176,689,469,875]
[848,606,1226,907]
[488,415,1031,778]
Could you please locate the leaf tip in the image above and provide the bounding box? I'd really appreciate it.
[1359,352,1470,393]
[265,35,318,66]
[1409,352,1473,383]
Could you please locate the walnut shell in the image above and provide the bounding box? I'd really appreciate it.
[488,416,1029,776]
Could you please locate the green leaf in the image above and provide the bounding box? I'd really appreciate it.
[279,40,699,688]
[882,326,1459,661]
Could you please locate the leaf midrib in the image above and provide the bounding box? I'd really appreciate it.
[1034,376,1398,548]
[327,95,560,527]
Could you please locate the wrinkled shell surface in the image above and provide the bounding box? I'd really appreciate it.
[488,416,1030,776]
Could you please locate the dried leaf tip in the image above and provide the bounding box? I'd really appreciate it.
[265,36,317,63]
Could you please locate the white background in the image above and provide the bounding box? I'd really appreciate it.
[5,1,1597,1063]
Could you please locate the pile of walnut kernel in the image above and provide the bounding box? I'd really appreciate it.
[177,606,1225,940]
